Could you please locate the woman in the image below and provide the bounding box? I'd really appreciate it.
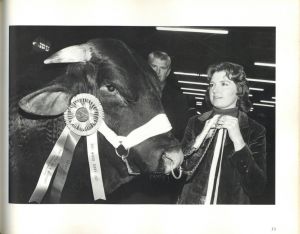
[178,62,267,204]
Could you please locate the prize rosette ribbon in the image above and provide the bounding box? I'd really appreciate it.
[29,93,173,203]
[29,93,106,203]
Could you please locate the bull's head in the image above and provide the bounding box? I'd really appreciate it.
[18,39,183,200]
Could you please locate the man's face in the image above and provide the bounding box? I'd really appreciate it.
[149,58,171,83]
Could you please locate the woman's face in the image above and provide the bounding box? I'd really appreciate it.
[209,71,238,109]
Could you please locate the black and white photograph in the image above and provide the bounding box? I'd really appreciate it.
[2,1,299,234]
[9,26,275,205]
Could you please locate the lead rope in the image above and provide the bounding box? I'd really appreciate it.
[180,115,224,177]
[181,126,218,176]
[168,126,218,180]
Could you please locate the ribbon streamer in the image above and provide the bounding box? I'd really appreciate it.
[49,131,81,203]
[28,94,173,203]
[86,133,106,200]
[212,129,227,204]
[204,128,227,205]
[29,127,70,203]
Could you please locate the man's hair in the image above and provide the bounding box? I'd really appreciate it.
[148,51,171,68]
[205,62,252,112]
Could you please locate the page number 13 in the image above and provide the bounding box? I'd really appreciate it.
[271,227,276,231]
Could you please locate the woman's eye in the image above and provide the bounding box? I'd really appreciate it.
[106,84,116,92]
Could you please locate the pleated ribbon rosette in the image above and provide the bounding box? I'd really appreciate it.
[29,93,172,203]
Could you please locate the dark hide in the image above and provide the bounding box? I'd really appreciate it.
[9,39,183,203]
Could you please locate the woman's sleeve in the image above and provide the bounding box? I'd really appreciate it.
[181,116,197,154]
[229,124,267,196]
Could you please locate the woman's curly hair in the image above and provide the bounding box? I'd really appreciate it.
[205,62,252,113]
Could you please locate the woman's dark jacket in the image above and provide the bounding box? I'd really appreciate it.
[177,110,267,204]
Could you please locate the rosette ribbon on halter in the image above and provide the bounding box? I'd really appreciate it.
[29,93,172,203]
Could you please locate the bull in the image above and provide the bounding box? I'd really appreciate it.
[9,38,184,203]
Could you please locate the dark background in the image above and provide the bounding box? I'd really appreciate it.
[9,26,275,204]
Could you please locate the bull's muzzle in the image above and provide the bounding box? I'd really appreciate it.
[162,147,184,175]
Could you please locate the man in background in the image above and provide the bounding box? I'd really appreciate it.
[148,51,171,89]
[148,51,189,141]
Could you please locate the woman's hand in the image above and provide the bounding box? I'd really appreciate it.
[204,114,221,130]
[217,115,245,151]
[193,115,221,149]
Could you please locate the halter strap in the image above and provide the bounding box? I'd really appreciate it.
[98,114,172,149]
[28,93,175,203]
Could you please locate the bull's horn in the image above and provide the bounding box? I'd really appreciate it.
[44,44,93,64]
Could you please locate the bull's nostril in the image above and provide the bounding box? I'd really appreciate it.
[162,152,173,163]
[163,153,182,178]
[162,149,184,176]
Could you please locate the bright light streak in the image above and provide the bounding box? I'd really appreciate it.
[249,87,264,91]
[174,72,208,77]
[182,92,206,96]
[247,78,275,84]
[254,62,276,67]
[174,71,199,76]
[253,103,275,107]
[181,87,207,92]
[260,100,276,104]
[156,27,229,34]
[178,80,208,86]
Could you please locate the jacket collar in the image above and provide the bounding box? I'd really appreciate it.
[198,110,249,129]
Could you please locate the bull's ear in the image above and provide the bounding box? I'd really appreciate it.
[19,84,72,116]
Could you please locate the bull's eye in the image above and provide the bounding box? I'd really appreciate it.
[106,84,116,92]
[100,83,128,106]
